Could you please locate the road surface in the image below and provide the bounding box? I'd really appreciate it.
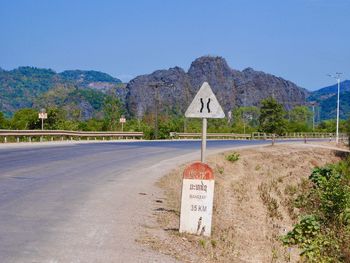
[0,139,285,262]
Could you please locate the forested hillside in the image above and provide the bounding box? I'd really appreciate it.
[0,67,123,117]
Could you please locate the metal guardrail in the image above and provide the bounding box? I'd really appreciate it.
[253,132,348,143]
[1,129,347,144]
[251,132,340,140]
[171,132,348,142]
[0,130,144,143]
[171,132,251,139]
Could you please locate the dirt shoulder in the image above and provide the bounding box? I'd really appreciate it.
[139,143,348,263]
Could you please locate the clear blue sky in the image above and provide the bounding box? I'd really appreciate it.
[1,0,349,90]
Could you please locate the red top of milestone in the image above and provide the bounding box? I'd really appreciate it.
[183,162,214,180]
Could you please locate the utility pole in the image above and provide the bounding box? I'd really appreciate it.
[150,83,160,140]
[327,73,342,143]
[149,80,174,140]
[243,89,247,134]
[155,87,159,139]
[310,102,316,131]
[148,82,161,139]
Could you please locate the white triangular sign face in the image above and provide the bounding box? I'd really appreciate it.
[185,82,225,119]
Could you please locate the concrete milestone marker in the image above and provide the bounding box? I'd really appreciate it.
[179,162,215,237]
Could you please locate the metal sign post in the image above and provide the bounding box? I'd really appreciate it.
[185,82,225,163]
[201,118,207,163]
[119,115,126,132]
[38,108,47,131]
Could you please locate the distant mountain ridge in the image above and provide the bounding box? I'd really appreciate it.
[1,57,349,121]
[310,80,350,97]
[308,80,350,120]
[0,66,123,117]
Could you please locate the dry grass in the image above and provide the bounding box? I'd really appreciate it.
[139,144,342,262]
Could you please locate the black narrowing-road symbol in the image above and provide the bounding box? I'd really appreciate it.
[200,98,211,113]
[206,98,211,113]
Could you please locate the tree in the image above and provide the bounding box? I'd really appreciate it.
[346,118,350,149]
[232,106,260,133]
[258,97,287,135]
[103,96,122,130]
[317,119,348,133]
[0,112,8,129]
[287,106,312,132]
[157,116,184,139]
[45,107,67,130]
[11,108,41,130]
[289,106,312,123]
[80,119,104,131]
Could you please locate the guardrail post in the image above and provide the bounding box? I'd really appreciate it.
[272,134,275,146]
[4,137,7,143]
[16,137,20,143]
[61,136,64,141]
[40,136,43,142]
[51,137,54,141]
[29,137,31,143]
[304,135,307,144]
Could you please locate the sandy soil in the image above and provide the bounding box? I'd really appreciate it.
[138,143,349,263]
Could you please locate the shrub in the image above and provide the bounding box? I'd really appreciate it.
[282,161,350,262]
[226,152,240,162]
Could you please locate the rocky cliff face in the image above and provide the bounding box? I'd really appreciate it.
[126,56,309,117]
[126,67,192,118]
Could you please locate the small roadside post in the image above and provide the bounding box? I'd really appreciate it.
[180,82,225,237]
[38,108,47,131]
[119,115,126,132]
[38,108,47,142]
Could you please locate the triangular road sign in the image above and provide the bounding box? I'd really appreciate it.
[185,82,225,119]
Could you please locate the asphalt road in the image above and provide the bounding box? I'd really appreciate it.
[0,139,280,262]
